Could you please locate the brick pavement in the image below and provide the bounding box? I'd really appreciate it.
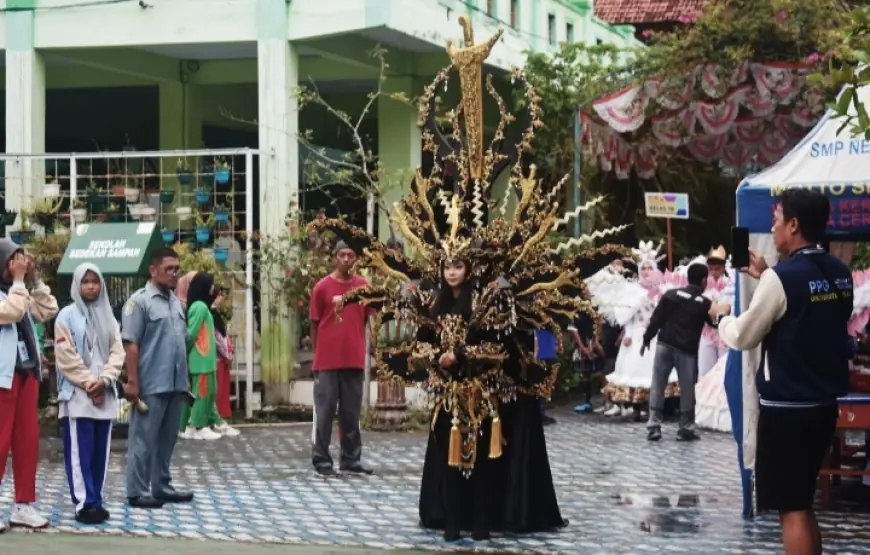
[2,408,869,554]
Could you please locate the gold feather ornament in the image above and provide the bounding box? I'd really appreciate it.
[309,17,628,475]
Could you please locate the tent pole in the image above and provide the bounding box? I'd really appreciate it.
[666,218,673,270]
[574,113,582,238]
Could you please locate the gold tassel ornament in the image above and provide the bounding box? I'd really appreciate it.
[489,415,502,459]
[448,417,462,467]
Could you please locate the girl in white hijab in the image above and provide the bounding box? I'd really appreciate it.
[54,263,125,525]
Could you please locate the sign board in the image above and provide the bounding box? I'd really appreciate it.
[58,222,162,276]
[644,192,689,219]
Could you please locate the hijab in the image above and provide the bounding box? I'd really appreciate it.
[175,271,197,306]
[71,263,117,368]
[187,272,217,315]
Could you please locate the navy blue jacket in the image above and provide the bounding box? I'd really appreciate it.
[759,247,852,404]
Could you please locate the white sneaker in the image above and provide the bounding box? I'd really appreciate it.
[213,422,240,437]
[622,406,635,417]
[9,504,48,529]
[191,427,222,441]
[603,405,622,416]
[0,520,6,533]
[178,426,196,440]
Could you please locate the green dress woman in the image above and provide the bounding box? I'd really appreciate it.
[178,272,221,440]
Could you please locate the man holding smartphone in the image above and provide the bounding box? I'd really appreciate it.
[715,189,851,555]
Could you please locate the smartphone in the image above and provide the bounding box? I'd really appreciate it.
[731,226,750,268]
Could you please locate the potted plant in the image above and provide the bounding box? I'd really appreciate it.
[10,210,34,244]
[176,159,193,186]
[214,196,231,223]
[159,187,175,204]
[213,157,231,185]
[30,197,63,232]
[105,202,123,222]
[177,205,192,222]
[124,185,140,203]
[86,183,108,211]
[193,209,215,243]
[140,205,157,222]
[214,245,230,266]
[70,198,87,221]
[161,228,176,244]
[194,187,210,205]
[43,177,61,198]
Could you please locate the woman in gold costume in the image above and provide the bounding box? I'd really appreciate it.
[309,15,628,543]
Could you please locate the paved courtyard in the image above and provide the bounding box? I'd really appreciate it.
[2,408,870,554]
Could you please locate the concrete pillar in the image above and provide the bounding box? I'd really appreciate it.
[5,0,45,212]
[377,77,421,241]
[257,0,298,400]
[158,82,203,227]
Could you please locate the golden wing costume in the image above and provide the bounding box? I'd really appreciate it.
[310,17,630,474]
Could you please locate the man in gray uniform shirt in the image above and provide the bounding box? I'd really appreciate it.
[122,247,193,508]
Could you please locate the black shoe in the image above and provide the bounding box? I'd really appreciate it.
[127,496,165,509]
[647,427,662,441]
[96,507,110,521]
[472,529,491,541]
[542,416,557,426]
[443,527,461,542]
[155,491,194,503]
[340,465,374,475]
[75,507,105,525]
[316,466,337,476]
[677,429,701,442]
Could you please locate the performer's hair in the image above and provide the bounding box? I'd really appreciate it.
[687,263,709,287]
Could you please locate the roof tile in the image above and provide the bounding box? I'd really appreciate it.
[594,0,704,25]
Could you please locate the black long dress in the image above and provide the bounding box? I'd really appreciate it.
[417,296,500,538]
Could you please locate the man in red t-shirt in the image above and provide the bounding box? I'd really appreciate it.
[309,241,375,476]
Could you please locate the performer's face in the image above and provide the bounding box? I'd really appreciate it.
[610,260,624,273]
[443,260,467,288]
[707,262,725,279]
[640,264,654,279]
[334,248,357,274]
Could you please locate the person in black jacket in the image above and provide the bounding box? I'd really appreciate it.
[641,263,715,442]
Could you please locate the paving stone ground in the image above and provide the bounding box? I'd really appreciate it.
[2,407,870,554]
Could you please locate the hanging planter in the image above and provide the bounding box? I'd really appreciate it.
[43,181,61,198]
[161,229,176,244]
[214,246,229,266]
[215,207,229,223]
[10,230,34,245]
[195,227,211,243]
[71,207,87,220]
[111,184,126,198]
[140,206,157,222]
[128,203,145,220]
[194,189,210,205]
[214,167,230,184]
[125,187,141,203]
[159,189,175,204]
[176,206,192,222]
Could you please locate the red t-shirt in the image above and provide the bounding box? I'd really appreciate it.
[309,274,374,371]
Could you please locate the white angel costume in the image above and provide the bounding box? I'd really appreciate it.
[599,241,680,406]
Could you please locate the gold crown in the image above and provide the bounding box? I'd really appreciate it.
[707,245,727,261]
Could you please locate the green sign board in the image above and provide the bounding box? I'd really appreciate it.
[58,222,162,276]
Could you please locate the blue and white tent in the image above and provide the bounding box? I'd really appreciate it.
[728,84,870,517]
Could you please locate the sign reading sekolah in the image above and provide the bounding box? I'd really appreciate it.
[58,222,162,276]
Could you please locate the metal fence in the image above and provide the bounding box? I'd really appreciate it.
[1,148,259,418]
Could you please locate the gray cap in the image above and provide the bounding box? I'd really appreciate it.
[333,240,352,255]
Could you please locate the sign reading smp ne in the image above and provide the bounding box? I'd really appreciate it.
[810,138,870,158]
[644,193,689,219]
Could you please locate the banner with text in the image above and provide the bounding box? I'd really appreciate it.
[644,192,690,219]
[58,222,161,276]
[737,182,870,236]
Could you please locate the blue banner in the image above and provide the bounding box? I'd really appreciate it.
[737,182,870,235]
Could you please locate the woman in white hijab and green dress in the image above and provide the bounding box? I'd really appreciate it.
[54,263,125,524]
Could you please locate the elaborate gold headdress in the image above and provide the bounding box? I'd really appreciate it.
[311,18,629,474]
